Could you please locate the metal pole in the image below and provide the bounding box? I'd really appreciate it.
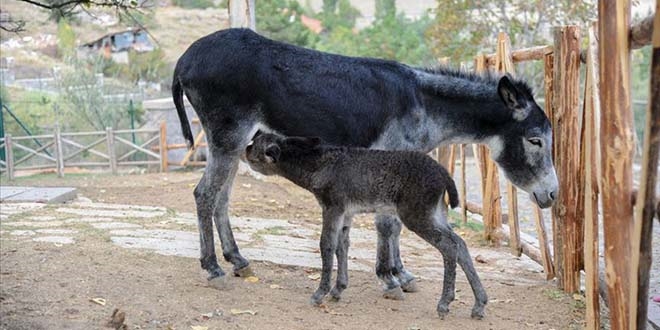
[0,95,5,163]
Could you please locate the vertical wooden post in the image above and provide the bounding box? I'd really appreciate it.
[582,23,601,330]
[598,1,634,328]
[494,32,521,255]
[106,127,117,174]
[5,134,13,181]
[475,53,502,245]
[551,25,582,293]
[631,6,660,329]
[533,207,555,279]
[460,144,468,224]
[229,0,256,29]
[54,125,64,178]
[159,121,168,173]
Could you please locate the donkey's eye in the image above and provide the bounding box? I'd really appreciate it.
[528,138,543,147]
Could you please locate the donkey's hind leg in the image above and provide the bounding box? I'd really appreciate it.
[387,217,418,292]
[374,215,404,300]
[209,148,252,277]
[375,215,417,297]
[330,215,351,301]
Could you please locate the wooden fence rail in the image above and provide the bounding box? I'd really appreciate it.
[0,123,165,179]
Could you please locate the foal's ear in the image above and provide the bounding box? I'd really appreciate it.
[251,130,263,141]
[264,143,281,163]
[497,75,530,121]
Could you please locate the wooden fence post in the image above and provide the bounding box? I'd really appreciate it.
[229,0,256,29]
[630,6,659,329]
[5,134,14,180]
[598,1,634,328]
[460,144,468,224]
[474,53,502,246]
[582,23,601,330]
[159,121,168,173]
[54,125,64,178]
[551,25,582,293]
[106,127,117,174]
[494,32,522,256]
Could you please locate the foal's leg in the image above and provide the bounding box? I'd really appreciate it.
[374,214,404,300]
[330,215,351,301]
[311,207,343,305]
[451,230,488,319]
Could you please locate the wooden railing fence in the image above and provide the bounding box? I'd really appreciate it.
[0,122,167,179]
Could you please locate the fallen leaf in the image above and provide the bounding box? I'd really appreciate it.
[191,326,208,330]
[270,284,281,289]
[230,309,257,316]
[474,255,487,264]
[307,273,321,280]
[201,312,214,319]
[244,276,259,283]
[573,293,585,302]
[90,298,106,306]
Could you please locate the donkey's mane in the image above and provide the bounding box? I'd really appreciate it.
[414,65,534,100]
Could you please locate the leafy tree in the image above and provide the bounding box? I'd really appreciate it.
[316,2,433,66]
[427,0,596,64]
[55,57,132,130]
[256,0,318,47]
[56,19,76,58]
[375,0,395,20]
[319,0,360,31]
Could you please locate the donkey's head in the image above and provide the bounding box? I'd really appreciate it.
[244,131,283,176]
[488,76,558,208]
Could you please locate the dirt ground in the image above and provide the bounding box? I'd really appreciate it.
[1,171,585,329]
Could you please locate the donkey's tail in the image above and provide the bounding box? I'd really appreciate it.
[172,73,194,149]
[446,177,459,209]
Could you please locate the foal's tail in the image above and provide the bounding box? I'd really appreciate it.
[172,73,195,149]
[446,177,459,209]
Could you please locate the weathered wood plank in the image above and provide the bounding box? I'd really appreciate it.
[582,23,601,330]
[598,1,635,328]
[551,25,582,293]
[631,6,660,330]
[160,121,168,173]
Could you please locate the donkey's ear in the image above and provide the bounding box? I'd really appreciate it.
[251,130,263,141]
[264,143,281,163]
[497,75,529,121]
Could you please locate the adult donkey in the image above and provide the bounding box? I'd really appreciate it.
[172,28,558,302]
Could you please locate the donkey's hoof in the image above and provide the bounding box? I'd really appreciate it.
[471,307,485,320]
[208,275,230,290]
[310,294,325,306]
[233,265,254,278]
[329,288,342,301]
[436,305,450,319]
[400,279,418,293]
[382,286,405,300]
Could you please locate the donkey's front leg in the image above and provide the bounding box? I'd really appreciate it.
[311,207,343,305]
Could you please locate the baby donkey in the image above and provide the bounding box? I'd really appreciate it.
[244,132,488,319]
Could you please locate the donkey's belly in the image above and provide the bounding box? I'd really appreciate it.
[369,110,444,152]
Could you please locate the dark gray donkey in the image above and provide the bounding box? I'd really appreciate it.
[244,132,485,319]
[172,28,558,298]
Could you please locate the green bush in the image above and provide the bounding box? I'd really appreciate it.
[56,19,76,59]
[172,0,215,9]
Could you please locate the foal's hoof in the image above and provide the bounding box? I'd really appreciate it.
[436,305,450,320]
[400,279,418,293]
[233,265,254,278]
[208,275,230,290]
[382,286,405,300]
